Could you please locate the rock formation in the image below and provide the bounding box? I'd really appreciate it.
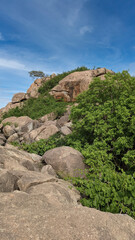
[0,107,72,145]
[50,68,114,102]
[0,73,56,118]
[0,144,135,240]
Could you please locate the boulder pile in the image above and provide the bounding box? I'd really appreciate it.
[0,106,72,146]
[0,144,135,240]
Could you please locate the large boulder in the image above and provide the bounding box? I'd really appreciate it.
[0,191,134,240]
[50,68,114,102]
[3,125,15,138]
[0,145,41,172]
[2,116,33,128]
[12,92,28,103]
[27,121,59,142]
[27,77,47,98]
[42,146,87,178]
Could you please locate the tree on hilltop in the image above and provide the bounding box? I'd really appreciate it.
[29,70,45,79]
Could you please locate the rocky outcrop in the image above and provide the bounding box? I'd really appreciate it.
[0,108,72,145]
[0,102,23,119]
[42,146,87,178]
[50,68,114,102]
[27,74,56,98]
[0,145,134,240]
[27,78,45,98]
[12,92,29,103]
[0,74,56,118]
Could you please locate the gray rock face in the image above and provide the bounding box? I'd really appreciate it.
[42,146,87,178]
[0,191,135,240]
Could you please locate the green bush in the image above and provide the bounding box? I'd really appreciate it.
[2,94,69,120]
[67,71,135,218]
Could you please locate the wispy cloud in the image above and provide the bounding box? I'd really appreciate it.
[0,32,4,41]
[0,58,29,71]
[80,25,93,35]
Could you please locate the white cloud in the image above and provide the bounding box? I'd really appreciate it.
[80,25,93,35]
[0,32,4,41]
[0,58,29,71]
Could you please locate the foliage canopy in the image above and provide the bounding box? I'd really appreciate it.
[29,70,45,79]
[67,71,135,218]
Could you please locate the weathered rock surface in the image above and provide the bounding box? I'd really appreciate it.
[0,102,23,119]
[0,190,135,240]
[39,112,57,123]
[0,144,135,240]
[60,126,72,135]
[41,164,57,177]
[0,169,18,192]
[2,116,33,128]
[3,125,15,138]
[0,145,41,171]
[42,146,87,178]
[17,171,56,191]
[12,92,28,103]
[50,68,114,102]
[27,77,46,98]
[28,122,59,142]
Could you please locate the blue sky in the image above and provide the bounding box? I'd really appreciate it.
[0,0,135,108]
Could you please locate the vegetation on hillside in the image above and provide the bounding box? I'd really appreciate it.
[2,66,89,120]
[14,70,135,219]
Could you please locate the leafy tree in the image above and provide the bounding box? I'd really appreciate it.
[29,70,45,79]
[67,71,135,218]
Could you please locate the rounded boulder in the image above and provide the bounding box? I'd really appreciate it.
[42,146,87,178]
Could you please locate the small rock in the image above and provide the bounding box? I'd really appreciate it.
[60,126,72,135]
[41,165,57,177]
[3,125,15,138]
[0,169,18,192]
[7,133,19,143]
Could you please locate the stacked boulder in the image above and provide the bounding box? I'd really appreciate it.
[0,106,73,146]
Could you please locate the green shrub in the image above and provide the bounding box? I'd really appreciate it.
[2,94,69,120]
[67,71,135,218]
